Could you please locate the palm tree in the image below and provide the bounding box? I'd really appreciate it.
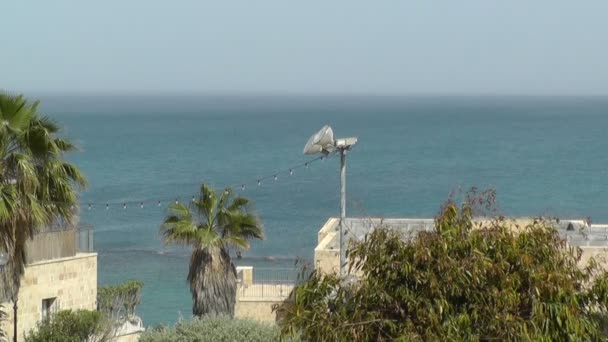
[0,305,6,342]
[0,92,86,302]
[161,184,264,317]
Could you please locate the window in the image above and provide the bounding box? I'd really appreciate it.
[41,298,57,321]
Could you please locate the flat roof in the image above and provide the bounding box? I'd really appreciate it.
[317,217,608,250]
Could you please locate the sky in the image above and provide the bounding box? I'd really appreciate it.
[2,1,608,95]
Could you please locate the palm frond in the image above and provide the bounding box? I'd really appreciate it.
[194,228,222,248]
[166,203,193,221]
[228,196,249,211]
[222,211,265,244]
[200,184,217,225]
[160,219,199,245]
[223,235,250,250]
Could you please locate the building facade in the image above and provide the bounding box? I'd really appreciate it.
[1,226,97,341]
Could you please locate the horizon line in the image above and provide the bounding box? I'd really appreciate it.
[17,91,608,98]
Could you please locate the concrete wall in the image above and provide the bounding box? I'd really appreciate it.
[112,332,142,342]
[235,298,284,322]
[1,253,97,341]
[314,219,340,275]
[579,247,608,269]
[314,246,340,275]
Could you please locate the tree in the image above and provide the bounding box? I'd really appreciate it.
[0,305,6,342]
[275,190,608,341]
[160,184,264,317]
[97,280,144,323]
[0,92,86,303]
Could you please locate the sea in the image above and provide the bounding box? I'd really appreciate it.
[38,95,608,326]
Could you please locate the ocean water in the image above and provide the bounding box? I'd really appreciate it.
[39,95,608,325]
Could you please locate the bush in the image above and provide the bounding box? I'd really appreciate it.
[140,316,299,342]
[98,279,144,322]
[24,310,105,342]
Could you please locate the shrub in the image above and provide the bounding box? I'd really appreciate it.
[97,279,144,322]
[24,310,105,342]
[140,316,299,342]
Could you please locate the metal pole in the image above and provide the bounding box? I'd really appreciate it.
[13,297,17,342]
[339,148,346,276]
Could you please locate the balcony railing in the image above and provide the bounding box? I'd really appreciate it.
[76,224,94,253]
[236,267,305,298]
[26,224,95,264]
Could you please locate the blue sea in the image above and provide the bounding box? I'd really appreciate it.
[40,95,608,325]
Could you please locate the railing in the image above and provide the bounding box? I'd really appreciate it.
[237,267,303,298]
[26,224,95,264]
[76,224,94,252]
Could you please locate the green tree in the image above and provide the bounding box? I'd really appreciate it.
[276,190,608,341]
[161,184,264,317]
[97,279,144,323]
[24,310,105,342]
[0,93,86,302]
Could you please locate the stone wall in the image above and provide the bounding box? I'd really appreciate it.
[579,247,608,269]
[1,253,97,341]
[112,332,142,342]
[235,298,284,322]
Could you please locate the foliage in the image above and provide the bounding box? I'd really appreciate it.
[0,92,86,300]
[140,316,299,342]
[160,184,264,317]
[24,310,105,342]
[276,190,608,341]
[98,279,144,322]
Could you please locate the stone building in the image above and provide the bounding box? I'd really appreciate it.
[1,225,97,341]
[314,217,608,273]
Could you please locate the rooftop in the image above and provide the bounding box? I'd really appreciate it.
[316,217,608,252]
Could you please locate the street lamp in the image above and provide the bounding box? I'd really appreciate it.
[303,125,358,276]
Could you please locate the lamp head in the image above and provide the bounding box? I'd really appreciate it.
[303,125,335,155]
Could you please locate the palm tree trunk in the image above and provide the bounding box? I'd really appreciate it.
[188,246,237,317]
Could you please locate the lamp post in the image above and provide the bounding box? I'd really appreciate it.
[303,125,357,276]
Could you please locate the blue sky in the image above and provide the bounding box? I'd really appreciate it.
[2,1,607,95]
